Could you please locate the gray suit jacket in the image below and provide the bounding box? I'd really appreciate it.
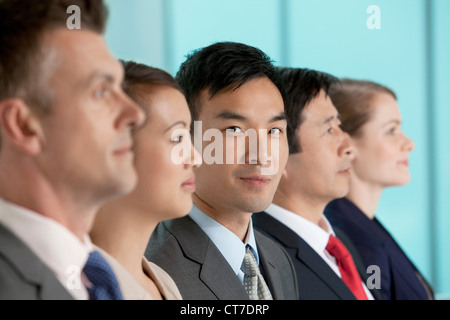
[0,223,74,300]
[145,216,298,300]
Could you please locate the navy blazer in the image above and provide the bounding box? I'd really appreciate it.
[325,197,434,300]
[253,211,383,300]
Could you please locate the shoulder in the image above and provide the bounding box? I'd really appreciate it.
[0,225,73,300]
[255,229,295,270]
[0,255,39,299]
[143,259,183,300]
[0,224,39,299]
[326,199,385,247]
[147,216,209,262]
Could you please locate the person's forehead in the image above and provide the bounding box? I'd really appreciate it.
[198,78,284,118]
[302,92,337,122]
[44,29,123,85]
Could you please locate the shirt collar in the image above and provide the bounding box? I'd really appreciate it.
[265,203,335,254]
[189,205,259,278]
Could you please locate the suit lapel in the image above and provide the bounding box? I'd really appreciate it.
[199,241,249,300]
[256,234,285,299]
[169,217,249,300]
[254,212,356,300]
[294,238,356,299]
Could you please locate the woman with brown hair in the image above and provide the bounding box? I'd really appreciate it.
[90,61,200,299]
[324,79,434,300]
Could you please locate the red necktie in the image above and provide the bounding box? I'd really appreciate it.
[326,234,368,300]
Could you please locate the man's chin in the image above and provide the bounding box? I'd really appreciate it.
[235,198,273,214]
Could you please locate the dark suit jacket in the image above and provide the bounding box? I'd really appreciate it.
[145,216,298,300]
[253,211,383,300]
[325,197,434,300]
[0,223,74,300]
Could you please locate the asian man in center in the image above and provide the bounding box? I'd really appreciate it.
[145,42,298,300]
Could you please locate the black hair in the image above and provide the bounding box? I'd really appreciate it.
[278,67,340,154]
[175,41,286,121]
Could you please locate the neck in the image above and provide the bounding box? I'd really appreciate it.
[346,175,383,220]
[193,193,251,242]
[273,187,328,228]
[0,162,97,242]
[90,200,158,279]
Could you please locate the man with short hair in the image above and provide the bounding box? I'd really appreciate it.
[0,0,145,300]
[146,42,298,300]
[253,68,382,300]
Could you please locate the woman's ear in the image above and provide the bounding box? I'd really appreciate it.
[0,98,44,155]
[281,167,288,179]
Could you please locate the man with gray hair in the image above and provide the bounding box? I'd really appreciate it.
[0,0,144,300]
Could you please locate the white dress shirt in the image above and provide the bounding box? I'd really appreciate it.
[189,205,259,284]
[0,198,93,300]
[265,203,374,299]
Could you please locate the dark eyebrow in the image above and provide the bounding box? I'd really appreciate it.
[216,111,286,123]
[215,111,247,121]
[270,112,287,123]
[322,113,341,125]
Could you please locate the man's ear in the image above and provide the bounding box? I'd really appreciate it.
[0,99,44,155]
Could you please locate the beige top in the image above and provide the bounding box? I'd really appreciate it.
[95,246,182,300]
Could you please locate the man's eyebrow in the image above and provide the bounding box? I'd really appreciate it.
[270,112,287,123]
[216,111,286,123]
[322,113,341,125]
[83,71,117,88]
[215,111,247,121]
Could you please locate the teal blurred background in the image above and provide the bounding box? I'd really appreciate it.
[104,0,450,299]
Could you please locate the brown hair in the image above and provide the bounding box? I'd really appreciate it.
[121,60,183,122]
[0,0,108,112]
[329,79,397,138]
[0,0,108,150]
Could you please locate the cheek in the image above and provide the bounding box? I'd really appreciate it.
[273,136,289,165]
[353,140,397,178]
[135,143,169,184]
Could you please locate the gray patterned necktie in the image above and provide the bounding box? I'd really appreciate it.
[240,246,273,300]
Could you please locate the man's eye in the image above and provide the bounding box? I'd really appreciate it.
[226,126,244,134]
[94,87,109,99]
[269,128,282,135]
